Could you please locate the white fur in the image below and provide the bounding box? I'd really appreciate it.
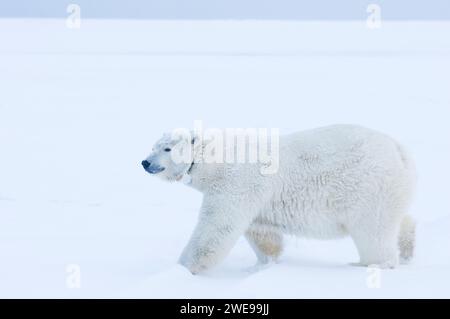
[145,125,417,274]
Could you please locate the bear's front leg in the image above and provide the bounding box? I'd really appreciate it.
[245,225,284,265]
[179,194,257,274]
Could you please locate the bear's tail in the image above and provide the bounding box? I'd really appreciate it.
[398,214,416,264]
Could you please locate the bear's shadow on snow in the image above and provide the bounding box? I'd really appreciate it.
[203,257,350,279]
[278,256,350,270]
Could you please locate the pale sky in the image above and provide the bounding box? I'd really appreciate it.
[0,0,449,20]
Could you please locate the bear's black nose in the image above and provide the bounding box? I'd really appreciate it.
[141,160,150,169]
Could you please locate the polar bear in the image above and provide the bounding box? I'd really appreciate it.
[141,124,416,274]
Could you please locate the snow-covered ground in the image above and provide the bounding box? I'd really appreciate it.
[1,19,450,298]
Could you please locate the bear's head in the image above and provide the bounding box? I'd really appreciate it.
[141,130,197,182]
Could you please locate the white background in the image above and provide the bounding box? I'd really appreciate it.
[0,19,450,297]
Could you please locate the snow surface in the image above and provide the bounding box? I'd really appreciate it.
[1,19,450,298]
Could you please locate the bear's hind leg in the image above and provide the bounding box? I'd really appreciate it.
[245,225,284,265]
[398,214,416,264]
[349,213,402,269]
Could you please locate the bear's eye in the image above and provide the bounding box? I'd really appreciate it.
[164,148,171,152]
